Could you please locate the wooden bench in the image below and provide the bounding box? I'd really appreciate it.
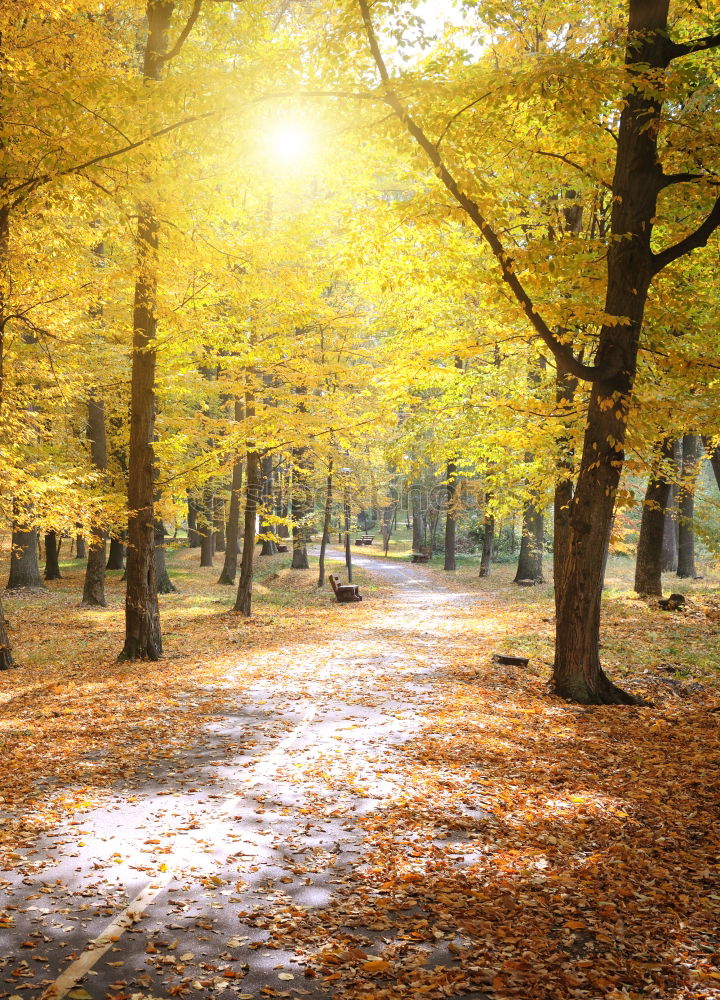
[329,574,362,603]
[411,548,432,563]
[354,535,374,545]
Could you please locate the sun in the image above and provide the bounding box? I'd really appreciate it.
[266,121,313,166]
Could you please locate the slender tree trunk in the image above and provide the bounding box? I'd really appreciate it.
[444,461,457,571]
[155,519,177,593]
[218,401,243,585]
[198,489,214,567]
[0,201,14,666]
[411,486,424,551]
[76,536,87,560]
[661,438,681,570]
[318,462,333,587]
[514,496,544,583]
[119,2,177,661]
[234,400,260,615]
[107,537,125,570]
[677,433,701,579]
[187,494,201,547]
[634,438,674,596]
[259,454,277,556]
[291,449,310,570]
[213,496,226,553]
[478,509,494,578]
[44,531,62,580]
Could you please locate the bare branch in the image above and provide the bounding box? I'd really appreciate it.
[651,194,720,273]
[534,149,611,189]
[356,0,618,384]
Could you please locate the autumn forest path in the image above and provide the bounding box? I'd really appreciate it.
[2,551,497,1000]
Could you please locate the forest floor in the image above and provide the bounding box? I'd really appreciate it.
[1,540,719,1000]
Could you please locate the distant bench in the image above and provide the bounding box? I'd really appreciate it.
[354,535,374,545]
[329,574,362,603]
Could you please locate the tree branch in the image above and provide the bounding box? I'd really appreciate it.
[4,111,215,209]
[668,30,720,60]
[356,0,618,384]
[158,0,203,63]
[651,194,720,273]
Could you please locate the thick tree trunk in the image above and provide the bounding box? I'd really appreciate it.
[106,537,125,570]
[76,536,87,560]
[634,439,674,596]
[443,461,457,571]
[677,432,701,579]
[478,510,494,577]
[259,454,277,556]
[552,0,677,704]
[154,519,177,593]
[8,515,43,590]
[234,440,260,614]
[318,463,333,587]
[44,532,62,580]
[218,403,243,585]
[514,496,544,583]
[198,489,214,567]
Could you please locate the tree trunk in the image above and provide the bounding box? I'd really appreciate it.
[7,511,43,590]
[514,496,544,583]
[677,432,701,579]
[318,462,333,587]
[552,0,677,704]
[443,461,457,571]
[553,363,577,588]
[661,439,681,571]
[155,519,177,593]
[187,494,201,547]
[259,454,277,556]
[218,401,243,585]
[478,510,494,577]
[76,536,87,560]
[291,449,310,570]
[119,1,180,660]
[634,439,674,596]
[234,414,260,615]
[82,396,108,606]
[0,202,15,665]
[198,489,214,567]
[213,496,226,553]
[411,487,424,551]
[44,531,62,581]
[106,537,125,570]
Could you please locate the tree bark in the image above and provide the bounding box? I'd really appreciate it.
[7,509,43,590]
[198,489,214,567]
[44,531,62,581]
[318,462,333,587]
[213,496,226,553]
[155,519,177,593]
[0,199,14,665]
[119,1,177,661]
[291,450,310,570]
[478,509,494,578]
[677,432,701,578]
[187,493,201,547]
[634,438,674,596]
[76,536,87,560]
[218,400,243,585]
[259,454,277,556]
[443,461,457,571]
[411,486,424,551]
[106,537,125,570]
[234,400,260,615]
[514,494,545,583]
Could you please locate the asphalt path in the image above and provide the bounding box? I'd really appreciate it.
[0,549,485,1000]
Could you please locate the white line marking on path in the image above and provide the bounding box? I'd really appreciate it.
[41,702,318,1000]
